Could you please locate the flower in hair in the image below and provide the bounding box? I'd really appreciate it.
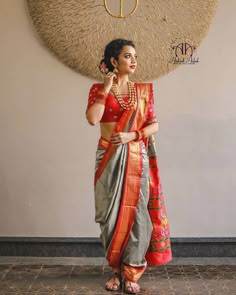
[99,62,109,74]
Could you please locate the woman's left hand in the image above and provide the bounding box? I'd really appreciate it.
[110,132,136,146]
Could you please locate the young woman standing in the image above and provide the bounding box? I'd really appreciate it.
[86,39,172,294]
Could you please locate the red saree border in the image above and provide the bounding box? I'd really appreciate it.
[145,143,172,265]
[106,140,143,267]
[98,137,109,149]
[106,84,151,272]
[122,263,146,283]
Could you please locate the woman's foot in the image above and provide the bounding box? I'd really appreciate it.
[105,268,121,291]
[124,279,141,294]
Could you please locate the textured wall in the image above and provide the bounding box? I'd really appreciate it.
[26,0,217,81]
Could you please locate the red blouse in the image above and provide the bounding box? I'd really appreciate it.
[86,83,158,125]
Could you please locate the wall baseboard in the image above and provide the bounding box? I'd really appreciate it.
[0,237,235,257]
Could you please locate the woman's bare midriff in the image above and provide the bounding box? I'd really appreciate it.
[100,122,118,141]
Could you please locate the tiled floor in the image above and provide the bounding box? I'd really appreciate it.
[0,257,236,294]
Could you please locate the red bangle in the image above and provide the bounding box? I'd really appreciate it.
[140,129,146,140]
[95,89,108,105]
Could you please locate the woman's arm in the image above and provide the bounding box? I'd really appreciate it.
[110,122,159,145]
[86,72,116,126]
[86,103,105,126]
[140,122,159,137]
[86,84,107,126]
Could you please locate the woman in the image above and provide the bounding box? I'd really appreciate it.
[86,39,172,294]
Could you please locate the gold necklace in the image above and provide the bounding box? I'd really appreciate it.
[111,81,137,110]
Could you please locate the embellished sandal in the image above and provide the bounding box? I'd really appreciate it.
[123,279,141,294]
[105,272,122,292]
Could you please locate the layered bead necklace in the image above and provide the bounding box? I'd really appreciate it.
[111,81,137,110]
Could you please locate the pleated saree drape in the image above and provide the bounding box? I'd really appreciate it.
[94,83,172,282]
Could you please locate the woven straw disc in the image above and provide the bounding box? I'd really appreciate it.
[27,0,217,81]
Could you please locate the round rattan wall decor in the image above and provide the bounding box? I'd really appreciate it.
[27,0,217,81]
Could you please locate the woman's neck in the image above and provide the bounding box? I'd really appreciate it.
[114,74,129,87]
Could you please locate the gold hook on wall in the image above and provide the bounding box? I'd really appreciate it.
[104,0,139,18]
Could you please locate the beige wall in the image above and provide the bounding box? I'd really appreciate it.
[0,0,235,238]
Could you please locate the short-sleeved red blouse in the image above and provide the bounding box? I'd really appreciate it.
[86,83,158,125]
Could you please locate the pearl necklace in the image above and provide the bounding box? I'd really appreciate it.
[111,81,137,110]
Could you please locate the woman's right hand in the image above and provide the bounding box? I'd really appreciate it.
[103,72,117,93]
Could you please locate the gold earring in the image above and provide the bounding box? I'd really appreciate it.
[113,67,118,74]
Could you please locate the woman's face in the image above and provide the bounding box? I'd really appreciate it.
[113,45,137,75]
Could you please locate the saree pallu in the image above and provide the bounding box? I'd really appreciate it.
[94,83,172,282]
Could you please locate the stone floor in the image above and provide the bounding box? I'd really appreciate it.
[0,257,236,294]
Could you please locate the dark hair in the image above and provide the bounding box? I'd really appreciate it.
[99,39,135,73]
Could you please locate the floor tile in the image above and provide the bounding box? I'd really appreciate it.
[0,258,235,294]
